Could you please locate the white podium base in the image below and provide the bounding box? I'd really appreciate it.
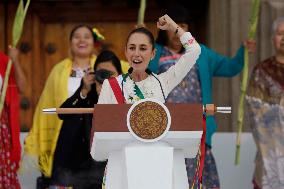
[105,142,189,189]
[91,131,202,161]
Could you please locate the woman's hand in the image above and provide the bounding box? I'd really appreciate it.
[243,39,256,53]
[157,14,177,33]
[81,69,95,97]
[8,45,20,64]
[157,14,185,37]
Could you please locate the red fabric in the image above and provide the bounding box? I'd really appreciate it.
[198,115,206,183]
[0,52,21,164]
[0,105,21,188]
[253,179,261,189]
[190,115,206,188]
[108,77,125,104]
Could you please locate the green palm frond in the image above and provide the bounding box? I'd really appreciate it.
[137,0,146,26]
[235,0,260,165]
[12,0,30,46]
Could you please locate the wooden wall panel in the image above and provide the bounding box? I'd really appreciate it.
[6,4,15,48]
[0,3,5,52]
[43,24,68,79]
[18,13,33,130]
[31,14,44,112]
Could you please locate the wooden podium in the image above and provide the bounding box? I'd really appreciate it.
[90,102,203,189]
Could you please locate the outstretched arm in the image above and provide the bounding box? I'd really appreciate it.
[211,39,256,77]
[157,15,201,96]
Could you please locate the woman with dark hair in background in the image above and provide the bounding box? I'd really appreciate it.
[148,6,255,189]
[50,50,122,189]
[93,50,122,94]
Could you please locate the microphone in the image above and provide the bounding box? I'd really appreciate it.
[128,67,133,74]
[145,69,166,102]
[122,67,133,81]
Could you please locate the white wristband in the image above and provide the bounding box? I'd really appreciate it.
[180,32,195,50]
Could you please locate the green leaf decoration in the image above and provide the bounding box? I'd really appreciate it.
[235,0,260,165]
[12,0,30,46]
[134,84,145,100]
[137,0,146,26]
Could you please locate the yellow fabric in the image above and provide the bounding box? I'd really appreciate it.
[92,27,105,41]
[24,56,129,177]
[120,60,130,73]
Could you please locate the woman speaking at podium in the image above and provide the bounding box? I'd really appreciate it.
[96,14,201,189]
[98,14,200,104]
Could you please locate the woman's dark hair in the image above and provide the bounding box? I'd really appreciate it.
[69,25,96,42]
[126,27,155,50]
[156,6,190,51]
[94,50,122,74]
